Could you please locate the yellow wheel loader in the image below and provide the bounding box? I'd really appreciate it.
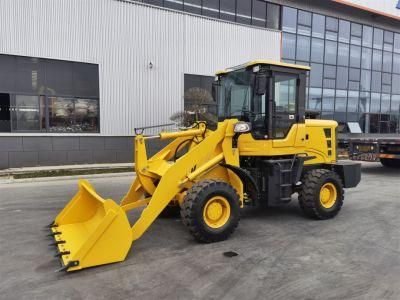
[46,61,361,272]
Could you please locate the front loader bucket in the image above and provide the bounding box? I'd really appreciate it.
[48,180,132,272]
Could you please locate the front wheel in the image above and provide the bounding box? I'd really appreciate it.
[181,180,240,243]
[298,169,344,220]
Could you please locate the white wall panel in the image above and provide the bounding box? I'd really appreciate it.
[184,16,281,76]
[0,0,280,136]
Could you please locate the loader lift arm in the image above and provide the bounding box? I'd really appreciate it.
[48,120,244,271]
[123,120,244,241]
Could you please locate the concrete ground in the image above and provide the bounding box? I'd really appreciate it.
[0,162,399,300]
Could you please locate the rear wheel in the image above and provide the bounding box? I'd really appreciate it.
[380,158,400,168]
[181,179,240,243]
[298,169,344,220]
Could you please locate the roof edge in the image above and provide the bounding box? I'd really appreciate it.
[331,0,400,22]
[216,60,311,75]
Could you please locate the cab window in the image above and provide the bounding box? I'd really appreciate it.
[273,73,298,138]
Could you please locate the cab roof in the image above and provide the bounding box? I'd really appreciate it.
[215,60,310,75]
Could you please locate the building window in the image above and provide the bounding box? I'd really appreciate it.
[393,54,400,74]
[141,0,281,30]
[391,95,400,113]
[350,23,362,45]
[282,6,297,33]
[310,63,323,88]
[361,47,372,69]
[311,38,324,63]
[382,73,391,94]
[48,97,75,132]
[382,51,393,73]
[381,94,391,113]
[349,45,361,68]
[373,28,383,49]
[338,20,350,43]
[266,3,280,30]
[202,0,219,18]
[282,33,296,60]
[392,74,400,94]
[359,91,370,112]
[322,88,335,111]
[336,67,348,89]
[371,72,382,93]
[372,49,382,71]
[324,40,337,65]
[394,33,400,53]
[362,26,373,48]
[296,35,311,61]
[349,68,360,90]
[312,14,325,39]
[384,31,394,52]
[297,10,312,36]
[48,97,99,133]
[337,43,349,66]
[11,95,44,132]
[347,90,359,112]
[220,0,236,22]
[361,70,371,91]
[184,0,201,14]
[308,87,322,111]
[325,17,338,41]
[323,65,336,89]
[335,90,347,111]
[164,0,183,11]
[144,0,163,6]
[370,93,381,113]
[236,0,252,24]
[0,54,99,133]
[280,5,400,133]
[251,0,266,27]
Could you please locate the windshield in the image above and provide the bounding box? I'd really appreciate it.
[217,69,252,121]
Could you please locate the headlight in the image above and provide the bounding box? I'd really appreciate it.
[234,122,251,133]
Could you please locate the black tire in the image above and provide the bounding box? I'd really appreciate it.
[380,158,400,168]
[181,179,240,243]
[298,169,344,220]
[159,204,181,218]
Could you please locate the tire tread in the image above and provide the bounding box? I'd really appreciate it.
[181,179,240,243]
[299,169,344,220]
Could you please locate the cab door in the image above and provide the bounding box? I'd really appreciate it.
[271,72,305,148]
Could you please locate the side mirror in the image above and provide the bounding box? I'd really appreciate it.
[255,73,268,95]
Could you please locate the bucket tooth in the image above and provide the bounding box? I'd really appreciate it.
[47,231,62,237]
[54,251,70,258]
[55,260,79,273]
[44,221,58,229]
[49,240,66,247]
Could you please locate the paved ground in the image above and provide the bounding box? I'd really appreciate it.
[0,162,399,300]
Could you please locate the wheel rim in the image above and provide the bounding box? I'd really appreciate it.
[319,182,337,209]
[203,196,231,228]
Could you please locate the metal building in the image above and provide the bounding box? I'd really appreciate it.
[0,0,280,168]
[0,0,400,168]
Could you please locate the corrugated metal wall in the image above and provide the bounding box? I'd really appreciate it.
[0,0,280,136]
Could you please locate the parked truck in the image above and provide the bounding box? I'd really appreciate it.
[341,122,400,168]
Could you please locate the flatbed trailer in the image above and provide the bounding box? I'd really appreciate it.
[340,134,400,167]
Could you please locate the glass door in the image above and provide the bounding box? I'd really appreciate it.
[272,73,298,139]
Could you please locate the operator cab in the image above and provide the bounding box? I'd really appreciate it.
[213,60,309,140]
